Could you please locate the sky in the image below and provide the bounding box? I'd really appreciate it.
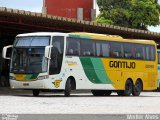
[0,0,160,32]
[0,0,43,12]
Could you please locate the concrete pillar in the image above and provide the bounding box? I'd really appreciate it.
[91,9,96,21]
[42,0,47,14]
[77,8,83,20]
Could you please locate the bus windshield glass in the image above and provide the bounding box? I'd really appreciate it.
[11,36,50,73]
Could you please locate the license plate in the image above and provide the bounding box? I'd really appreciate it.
[23,83,29,86]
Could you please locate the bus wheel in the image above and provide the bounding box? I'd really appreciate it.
[32,90,40,96]
[132,80,142,96]
[91,90,105,96]
[117,80,133,96]
[124,79,133,96]
[64,78,72,97]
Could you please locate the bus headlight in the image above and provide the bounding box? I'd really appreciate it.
[37,75,49,80]
[10,76,16,80]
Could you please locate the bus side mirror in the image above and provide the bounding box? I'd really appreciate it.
[2,45,13,59]
[45,45,52,59]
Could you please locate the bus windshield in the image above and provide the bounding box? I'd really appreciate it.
[10,36,50,73]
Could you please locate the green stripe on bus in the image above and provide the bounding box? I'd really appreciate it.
[25,74,33,80]
[25,74,39,80]
[30,74,39,79]
[80,57,113,84]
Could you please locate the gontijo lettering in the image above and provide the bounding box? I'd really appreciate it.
[109,61,136,69]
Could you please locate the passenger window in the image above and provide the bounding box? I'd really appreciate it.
[102,42,110,57]
[145,45,155,61]
[66,37,80,56]
[110,42,123,58]
[135,44,144,60]
[123,43,134,59]
[145,45,150,60]
[142,46,146,60]
[96,42,102,57]
[150,45,155,61]
[81,39,95,56]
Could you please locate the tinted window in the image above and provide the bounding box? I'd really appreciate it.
[142,46,146,60]
[123,43,134,59]
[81,39,95,56]
[96,42,102,57]
[102,42,110,57]
[135,44,145,60]
[145,45,150,60]
[150,45,155,61]
[110,42,123,58]
[49,36,64,75]
[145,45,155,61]
[66,37,80,56]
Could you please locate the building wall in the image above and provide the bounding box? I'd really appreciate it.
[44,0,93,21]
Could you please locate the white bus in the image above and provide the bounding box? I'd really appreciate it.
[3,32,157,96]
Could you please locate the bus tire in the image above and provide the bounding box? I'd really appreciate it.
[124,79,133,96]
[132,80,142,96]
[117,79,133,96]
[32,90,40,96]
[91,90,106,96]
[64,78,72,97]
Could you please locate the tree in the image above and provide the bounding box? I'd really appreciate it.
[96,0,160,30]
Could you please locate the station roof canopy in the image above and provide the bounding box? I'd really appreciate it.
[0,7,160,42]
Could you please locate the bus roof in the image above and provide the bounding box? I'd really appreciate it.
[16,32,156,45]
[69,32,156,45]
[16,32,67,37]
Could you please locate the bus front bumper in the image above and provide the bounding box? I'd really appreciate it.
[9,79,56,90]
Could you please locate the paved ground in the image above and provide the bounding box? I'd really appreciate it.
[0,91,160,114]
